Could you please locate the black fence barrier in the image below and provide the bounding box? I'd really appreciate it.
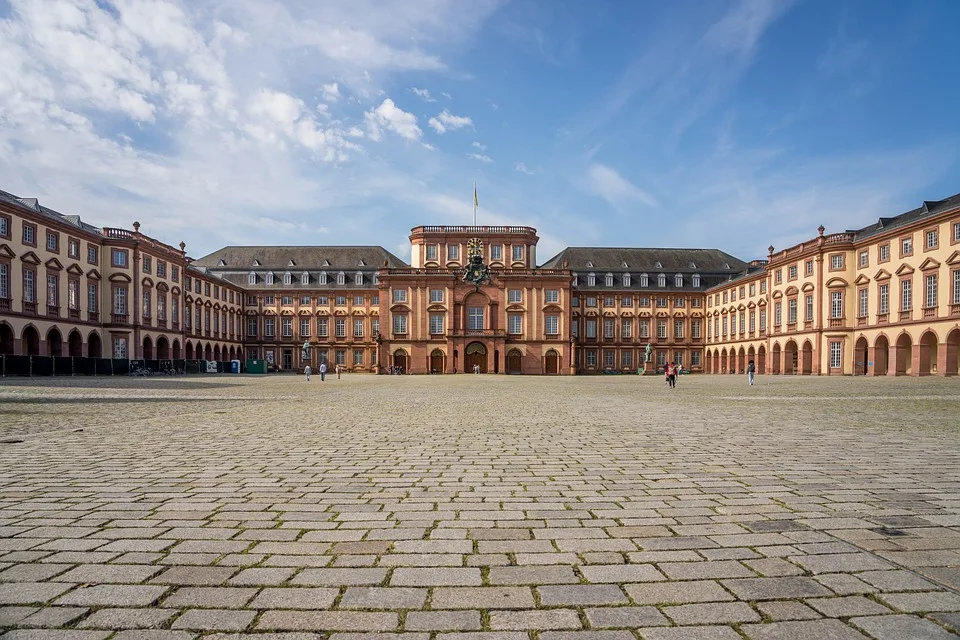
[0,355,247,377]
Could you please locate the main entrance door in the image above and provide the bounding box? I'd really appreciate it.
[506,349,522,374]
[282,349,293,370]
[464,342,487,373]
[544,349,559,374]
[430,349,444,374]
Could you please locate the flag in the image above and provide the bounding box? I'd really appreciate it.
[473,183,478,208]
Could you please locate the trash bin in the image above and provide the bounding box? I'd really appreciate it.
[230,360,241,374]
[246,359,267,374]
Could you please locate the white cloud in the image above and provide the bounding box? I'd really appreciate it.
[411,87,436,102]
[428,109,473,134]
[364,98,422,142]
[468,153,492,163]
[321,82,341,102]
[584,163,657,208]
[516,162,534,175]
[472,141,486,151]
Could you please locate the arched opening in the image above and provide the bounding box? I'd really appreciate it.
[544,349,560,375]
[213,344,221,361]
[229,346,236,361]
[895,333,912,376]
[430,349,445,374]
[874,335,889,376]
[142,336,153,360]
[720,348,728,374]
[22,326,40,356]
[185,341,194,360]
[465,342,487,373]
[0,323,13,355]
[713,349,720,374]
[771,343,781,375]
[705,350,712,374]
[392,349,408,373]
[737,347,746,374]
[757,345,766,374]
[68,330,83,358]
[854,337,868,376]
[800,341,813,375]
[156,336,170,360]
[87,332,102,358]
[172,339,181,360]
[918,331,938,376]
[784,340,798,375]
[47,327,63,357]
[506,348,522,374]
[494,349,500,374]
[204,343,212,361]
[946,329,960,377]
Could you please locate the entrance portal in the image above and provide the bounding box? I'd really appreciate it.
[465,342,487,373]
[545,349,559,375]
[430,349,444,374]
[506,349,522,374]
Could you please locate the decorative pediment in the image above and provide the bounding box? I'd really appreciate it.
[205,300,213,307]
[784,285,799,296]
[157,282,169,292]
[918,257,941,271]
[43,257,63,270]
[263,309,276,316]
[333,309,348,316]
[66,263,84,276]
[171,286,181,295]
[853,274,871,286]
[370,309,379,316]
[506,303,526,312]
[690,311,703,317]
[389,303,410,312]
[894,264,914,276]
[618,309,635,317]
[602,310,616,317]
[279,308,294,315]
[315,309,329,316]
[298,309,312,316]
[584,309,599,317]
[141,277,154,288]
[86,268,101,280]
[245,309,257,315]
[772,290,783,299]
[108,272,132,283]
[351,309,366,316]
[801,282,815,292]
[427,303,447,312]
[737,303,746,311]
[185,294,194,303]
[639,310,652,317]
[656,311,669,317]
[747,301,756,309]
[757,298,767,307]
[20,250,41,265]
[825,277,848,288]
[543,304,563,313]
[874,268,892,281]
[424,261,441,268]
[946,250,960,266]
[0,244,15,259]
[213,302,222,310]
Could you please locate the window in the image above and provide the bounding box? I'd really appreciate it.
[247,272,257,285]
[87,283,98,315]
[657,320,667,339]
[830,254,844,270]
[674,274,683,287]
[623,350,633,367]
[141,289,150,317]
[586,350,597,366]
[279,317,291,337]
[623,273,631,286]
[112,286,126,314]
[657,297,667,308]
[730,314,736,335]
[830,291,843,319]
[265,272,274,285]
[430,289,444,303]
[640,274,649,287]
[760,280,767,293]
[301,272,309,285]
[512,245,523,261]
[0,215,8,239]
[508,314,522,335]
[760,308,767,330]
[372,295,379,305]
[620,318,631,338]
[282,295,292,306]
[788,299,797,324]
[656,350,666,366]
[954,222,960,243]
[426,244,438,261]
[113,337,127,359]
[172,266,179,282]
[675,297,685,307]
[926,229,938,250]
[925,274,937,308]
[604,350,615,368]
[67,239,79,259]
[830,342,842,369]
[749,311,756,333]
[354,318,364,338]
[749,284,756,296]
[45,231,59,252]
[283,272,292,285]
[468,306,484,331]
[319,272,327,285]
[691,350,701,366]
[300,318,311,337]
[879,283,889,314]
[355,272,363,286]
[788,265,797,280]
[353,350,364,366]
[639,319,650,338]
[571,321,579,338]
[692,274,700,287]
[545,314,559,335]
[775,270,782,284]
[805,295,814,322]
[805,260,813,276]
[157,261,166,278]
[142,255,151,274]
[448,244,459,260]
[298,296,310,305]
[603,318,614,339]
[901,279,912,312]
[112,249,127,267]
[509,289,522,303]
[335,318,346,337]
[622,296,633,307]
[674,320,684,339]
[954,269,960,305]
[774,302,782,327]
[731,290,736,302]
[393,314,407,335]
[586,319,597,338]
[879,244,890,262]
[692,319,701,339]
[545,289,559,303]
[263,295,275,305]
[586,296,597,307]
[658,273,666,287]
[349,295,361,306]
[604,296,614,307]
[247,318,257,337]
[264,318,275,337]
[430,314,444,335]
[336,349,346,365]
[484,244,498,261]
[393,289,407,303]
[22,223,36,246]
[901,237,913,256]
[87,245,98,265]
[157,296,165,321]
[674,352,683,367]
[605,273,614,287]
[858,288,868,317]
[587,273,596,286]
[859,251,868,268]
[171,298,178,324]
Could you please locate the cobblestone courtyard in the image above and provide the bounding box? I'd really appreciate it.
[1,374,960,640]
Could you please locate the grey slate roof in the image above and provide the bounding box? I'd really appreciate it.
[0,189,103,235]
[851,192,960,242]
[540,247,748,273]
[191,246,409,270]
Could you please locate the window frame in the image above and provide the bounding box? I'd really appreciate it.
[22,222,37,247]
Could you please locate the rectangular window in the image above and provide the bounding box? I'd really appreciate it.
[774,302,782,327]
[830,291,843,319]
[604,350,615,368]
[656,350,666,367]
[300,318,311,337]
[491,244,502,261]
[157,261,166,278]
[760,308,767,330]
[353,295,364,306]
[23,223,36,246]
[393,289,407,303]
[354,318,364,338]
[805,295,814,322]
[142,256,151,273]
[113,337,127,359]
[468,306,485,331]
[879,244,890,262]
[23,270,36,303]
[674,320,684,339]
[806,260,814,276]
[691,350,701,366]
[545,289,559,303]
[657,320,667,339]
[112,249,127,267]
[901,237,913,256]
[508,289,522,303]
[925,274,937,308]
[954,270,960,305]
[112,287,126,314]
[760,280,767,293]
[247,318,257,337]
[430,289,443,303]
[157,296,165,321]
[622,296,633,307]
[749,284,756,296]
[586,296,597,307]
[621,318,632,338]
[317,318,328,337]
[571,321,579,338]
[336,349,346,365]
[603,319,614,338]
[426,244,438,260]
[46,275,58,306]
[87,283,97,314]
[859,251,868,268]
[264,318,275,337]
[46,230,59,252]
[586,319,597,338]
[282,296,293,306]
[604,296,615,308]
[622,350,632,367]
[858,288,868,317]
[901,279,912,311]
[172,266,179,282]
[0,215,8,239]
[788,299,797,324]
[430,314,444,335]
[141,290,150,317]
[171,298,178,325]
[508,314,523,335]
[87,245,98,264]
[586,350,597,366]
[749,311,755,333]
[879,283,889,314]
[372,295,379,305]
[691,319,701,339]
[830,342,842,369]
[730,314,736,335]
[545,314,559,335]
[299,296,311,305]
[788,265,797,280]
[926,229,938,249]
[67,239,79,259]
[512,245,523,261]
[639,319,649,338]
[393,314,407,335]
[830,254,843,270]
[372,318,379,336]
[353,350,364,366]
[281,317,292,337]
[335,318,346,337]
[447,244,459,260]
[775,270,782,284]
[657,297,667,308]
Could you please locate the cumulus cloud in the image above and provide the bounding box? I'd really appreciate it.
[472,141,487,151]
[411,87,436,101]
[364,98,422,141]
[428,109,473,134]
[321,82,341,102]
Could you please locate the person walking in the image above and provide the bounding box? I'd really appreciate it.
[319,361,327,382]
[304,364,311,382]
[747,360,756,386]
[666,362,677,389]
[336,364,342,380]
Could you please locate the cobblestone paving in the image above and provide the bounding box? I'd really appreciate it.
[1,373,960,639]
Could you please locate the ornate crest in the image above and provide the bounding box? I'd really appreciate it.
[462,237,491,289]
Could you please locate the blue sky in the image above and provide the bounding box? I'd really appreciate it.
[1,0,958,263]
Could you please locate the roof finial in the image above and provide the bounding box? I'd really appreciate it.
[817,225,825,236]
[133,221,141,232]
[179,241,186,253]
[767,245,774,257]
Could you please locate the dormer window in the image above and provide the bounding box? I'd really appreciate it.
[692,274,701,288]
[217,259,227,267]
[301,272,309,285]
[723,263,730,269]
[572,273,579,286]
[252,259,261,266]
[373,272,379,284]
[319,271,328,285]
[587,272,596,286]
[337,271,345,285]
[621,261,628,268]
[640,273,649,287]
[358,260,366,267]
[355,271,363,285]
[623,273,631,287]
[658,273,666,287]
[248,272,257,285]
[287,259,296,267]
[586,261,593,268]
[605,273,614,287]
[283,271,292,285]
[266,272,274,285]
[675,274,683,287]
[655,261,662,269]
[322,259,331,266]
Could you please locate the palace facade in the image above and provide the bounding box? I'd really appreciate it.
[1,185,958,376]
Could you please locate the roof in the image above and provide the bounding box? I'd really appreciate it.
[852,192,960,242]
[0,189,102,235]
[539,247,748,273]
[191,246,409,270]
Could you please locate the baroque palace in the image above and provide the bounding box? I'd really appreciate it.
[0,186,958,376]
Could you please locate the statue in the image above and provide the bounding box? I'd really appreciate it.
[644,342,653,363]
[462,237,491,290]
[301,340,310,362]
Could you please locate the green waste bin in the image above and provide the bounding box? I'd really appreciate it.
[246,359,267,374]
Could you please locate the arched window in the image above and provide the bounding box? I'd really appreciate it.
[693,274,701,287]
[572,272,578,286]
[265,272,274,285]
[640,273,649,287]
[675,274,683,287]
[283,271,292,285]
[355,272,363,285]
[337,271,345,285]
[319,271,328,285]
[605,273,614,287]
[658,273,666,287]
[587,272,596,286]
[247,272,256,285]
[301,272,309,285]
[622,273,631,286]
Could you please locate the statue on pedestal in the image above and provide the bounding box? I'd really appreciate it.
[644,342,653,363]
[301,340,310,362]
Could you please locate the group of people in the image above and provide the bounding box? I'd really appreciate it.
[303,362,344,382]
[664,362,681,388]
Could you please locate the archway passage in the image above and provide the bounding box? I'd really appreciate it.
[918,331,938,376]
[0,323,15,355]
[87,332,102,358]
[506,349,522,374]
[737,348,746,374]
[68,330,83,358]
[705,350,712,374]
[895,334,912,376]
[874,336,889,376]
[465,342,487,373]
[229,346,236,361]
[771,344,781,375]
[142,336,154,360]
[720,349,728,374]
[430,349,444,374]
[784,341,798,375]
[213,345,221,361]
[854,337,868,376]
[801,341,813,375]
[185,341,194,360]
[204,343,212,361]
[156,336,170,360]
[392,349,408,373]
[545,349,559,375]
[946,329,960,376]
[757,345,766,374]
[47,327,63,357]
[713,349,721,374]
[23,327,40,356]
[173,339,181,360]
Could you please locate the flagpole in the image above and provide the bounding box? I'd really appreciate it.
[473,181,477,226]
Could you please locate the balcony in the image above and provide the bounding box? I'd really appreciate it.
[88,311,99,323]
[111,313,128,325]
[450,329,506,337]
[0,298,9,312]
[828,318,845,328]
